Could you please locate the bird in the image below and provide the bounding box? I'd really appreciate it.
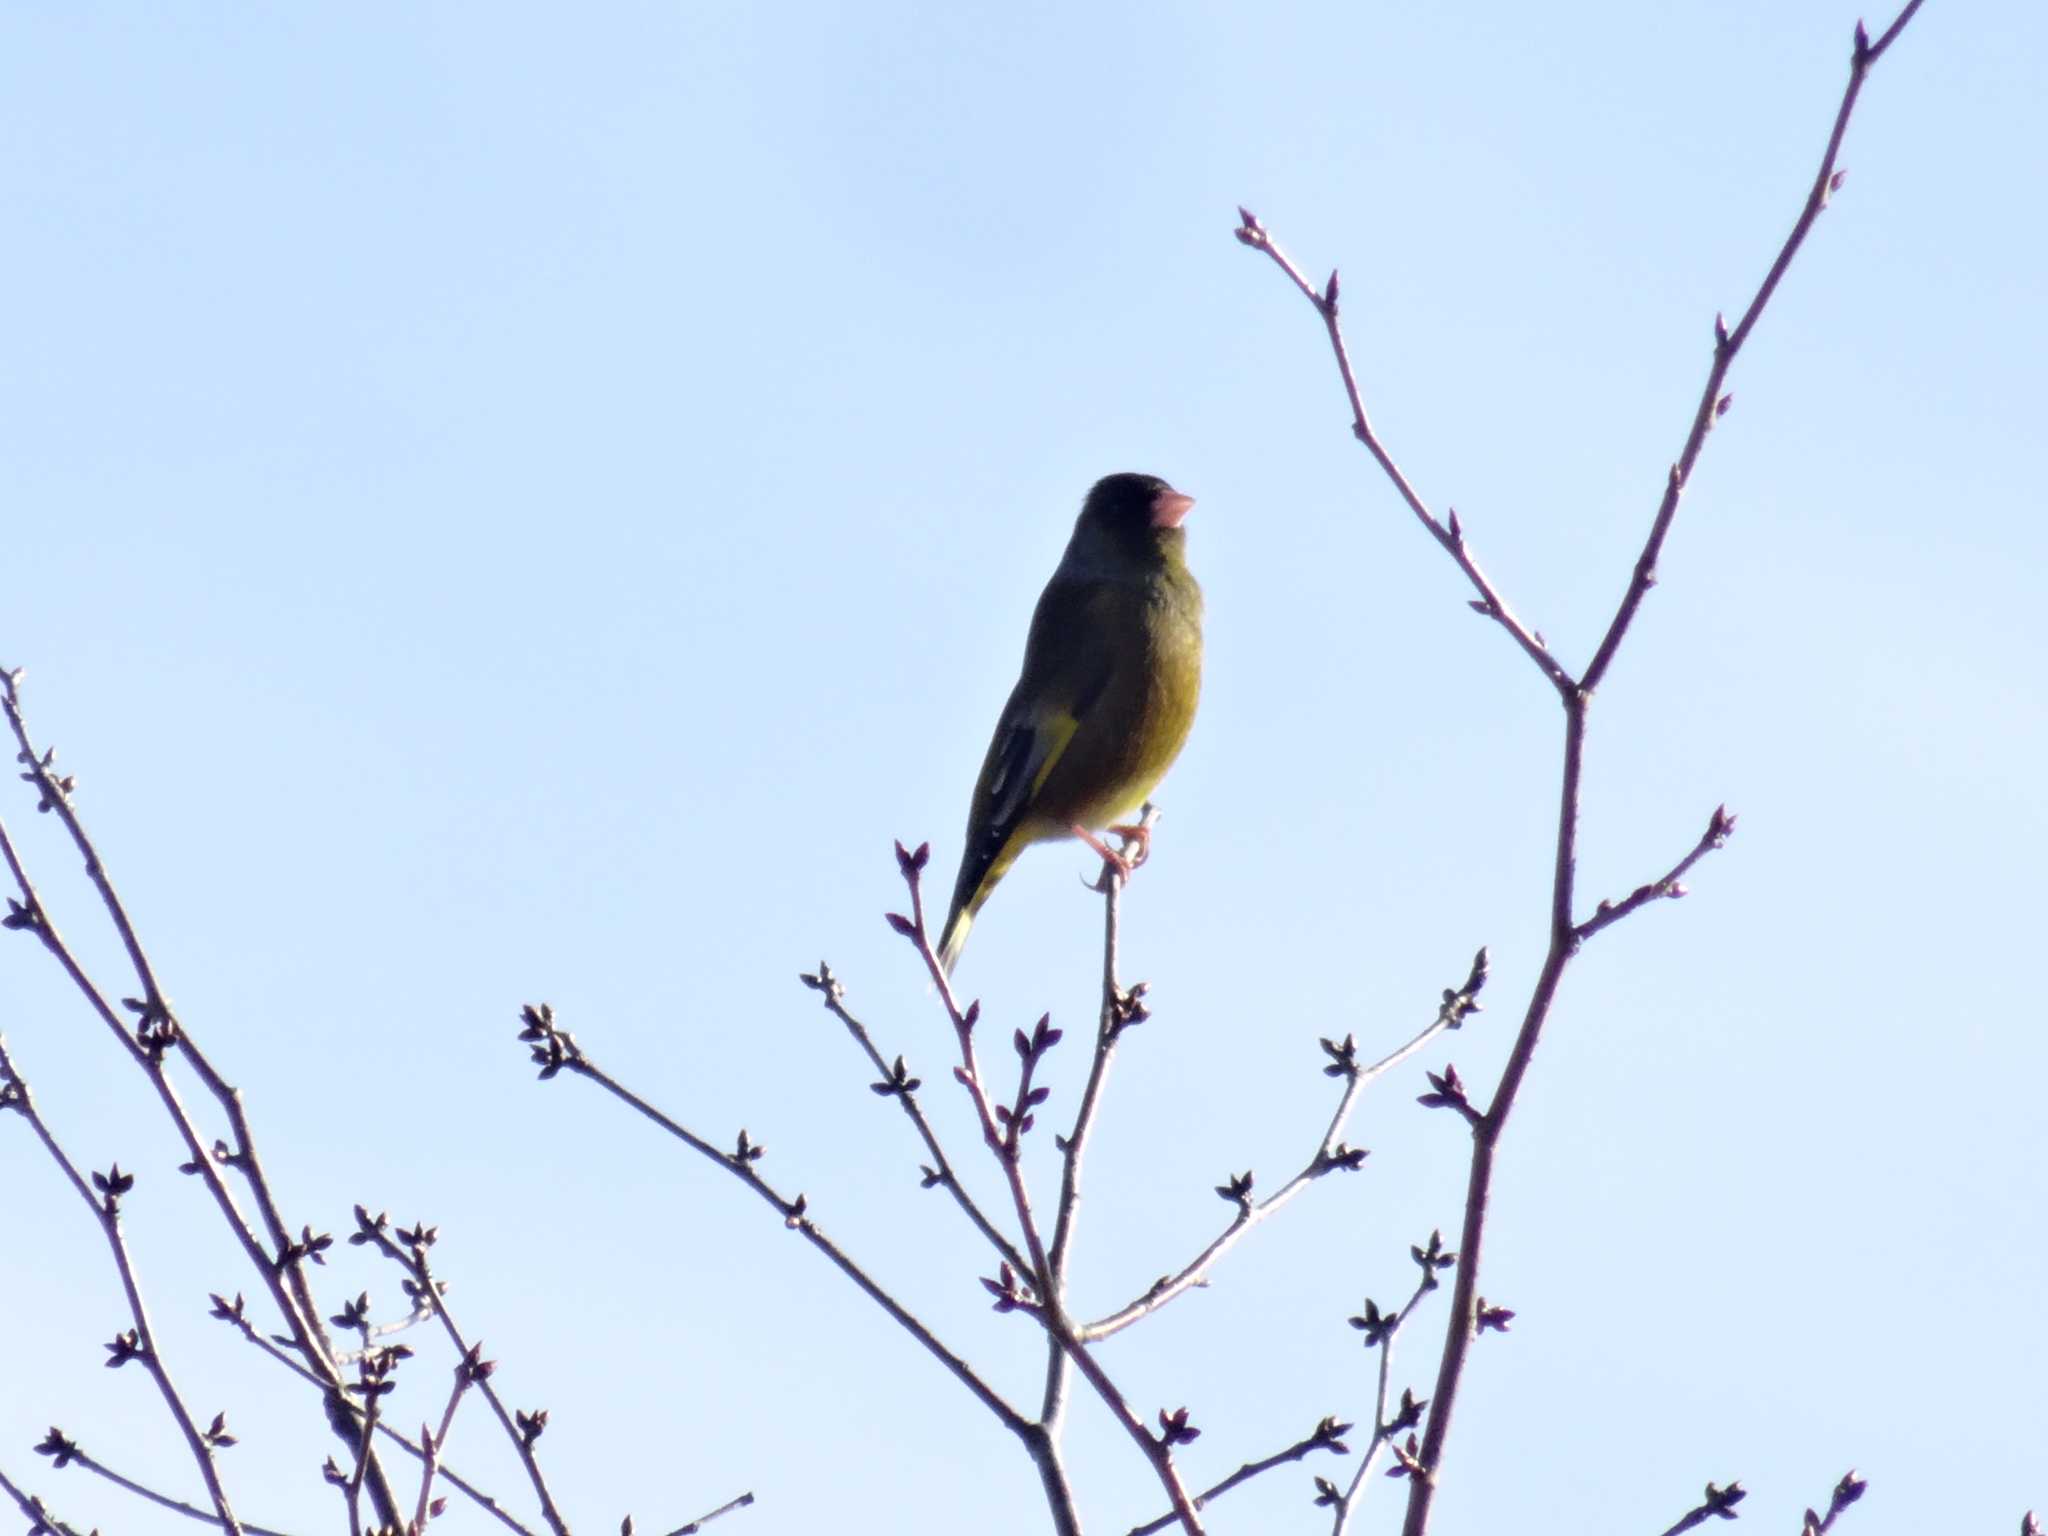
[937,472,1204,974]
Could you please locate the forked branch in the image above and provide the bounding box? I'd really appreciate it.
[1234,8,1925,1534]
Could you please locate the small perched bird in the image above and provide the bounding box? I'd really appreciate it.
[938,472,1205,973]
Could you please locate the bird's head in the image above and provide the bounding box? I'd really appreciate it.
[1072,472,1196,564]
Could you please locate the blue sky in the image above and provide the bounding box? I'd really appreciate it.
[2,3,2041,1533]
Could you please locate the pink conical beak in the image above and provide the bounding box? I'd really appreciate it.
[1151,489,1195,528]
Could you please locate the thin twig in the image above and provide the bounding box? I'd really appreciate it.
[0,670,399,1525]
[1040,811,1150,1440]
[211,1300,541,1536]
[1328,1252,1450,1536]
[897,857,1060,1300]
[886,840,1208,1533]
[350,1219,572,1536]
[1652,1481,1747,1536]
[663,1489,758,1535]
[517,1006,1036,1440]
[1799,1471,1869,1535]
[413,1358,477,1535]
[0,1466,89,1536]
[27,1435,294,1536]
[1576,806,1737,943]
[1126,1415,1352,1536]
[1230,223,1572,697]
[802,954,1029,1276]
[0,1040,244,1536]
[1580,2,1926,697]
[1236,12,1923,1534]
[1082,950,1485,1341]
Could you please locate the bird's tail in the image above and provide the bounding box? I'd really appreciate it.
[937,906,974,976]
[937,832,1025,975]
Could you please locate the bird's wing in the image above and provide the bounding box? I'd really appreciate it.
[956,580,1123,888]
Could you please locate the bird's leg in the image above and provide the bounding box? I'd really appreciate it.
[1106,821,1152,869]
[1071,822,1150,880]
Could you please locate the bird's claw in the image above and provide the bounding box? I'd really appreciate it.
[1074,822,1152,889]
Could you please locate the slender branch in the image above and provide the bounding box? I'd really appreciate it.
[1230,222,1573,697]
[1408,22,1921,1528]
[211,1299,542,1536]
[1082,950,1485,1341]
[517,1006,1035,1440]
[344,1350,388,1536]
[1236,11,1924,1534]
[1054,1327,1205,1535]
[0,1041,244,1536]
[801,954,1030,1276]
[1048,805,1158,1289]
[30,1434,295,1536]
[663,1489,758,1535]
[888,836,1205,1535]
[1800,1471,1869,1535]
[1327,1250,1451,1536]
[0,1466,88,1536]
[893,853,1059,1300]
[1576,806,1736,942]
[1041,813,1151,1436]
[349,1220,573,1536]
[1652,1481,1748,1536]
[1579,4,1923,696]
[1126,1415,1352,1536]
[0,670,398,1524]
[413,1358,478,1535]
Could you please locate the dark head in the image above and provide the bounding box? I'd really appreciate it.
[1074,472,1195,558]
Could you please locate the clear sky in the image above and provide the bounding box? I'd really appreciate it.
[2,3,2041,1534]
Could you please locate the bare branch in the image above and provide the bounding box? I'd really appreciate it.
[1126,1415,1352,1536]
[1801,1471,1869,1535]
[1081,949,1486,1340]
[802,952,1030,1276]
[1230,216,1573,696]
[1579,5,1923,695]
[1041,808,1153,1436]
[1323,1243,1451,1535]
[663,1489,758,1535]
[0,669,400,1524]
[0,1465,89,1536]
[1576,806,1737,942]
[1235,10,1926,1535]
[885,839,1206,1533]
[515,1004,1035,1440]
[348,1213,573,1536]
[1652,1480,1748,1536]
[28,1431,295,1536]
[0,1040,245,1536]
[210,1296,543,1536]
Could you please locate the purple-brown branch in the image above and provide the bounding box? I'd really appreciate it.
[802,957,1031,1276]
[207,1289,545,1536]
[1082,949,1486,1341]
[1801,1471,1868,1535]
[0,1040,245,1536]
[349,1212,573,1536]
[516,1003,1034,1437]
[885,848,1208,1535]
[1323,1237,1453,1535]
[0,668,404,1527]
[1653,1480,1748,1536]
[1231,224,1573,699]
[665,1489,759,1535]
[0,1466,88,1536]
[30,1430,294,1536]
[1126,1415,1354,1536]
[1234,8,1924,1534]
[1577,806,1737,943]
